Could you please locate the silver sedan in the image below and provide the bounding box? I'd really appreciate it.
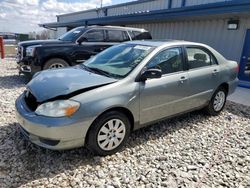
[15,40,239,155]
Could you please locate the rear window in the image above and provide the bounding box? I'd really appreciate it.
[131,31,152,40]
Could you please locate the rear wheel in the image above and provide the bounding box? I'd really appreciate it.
[43,58,69,70]
[205,87,227,116]
[86,111,131,156]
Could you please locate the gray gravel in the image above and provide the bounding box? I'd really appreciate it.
[0,59,249,188]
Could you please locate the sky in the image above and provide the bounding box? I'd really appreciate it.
[0,0,135,34]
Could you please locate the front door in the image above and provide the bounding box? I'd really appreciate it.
[73,29,111,64]
[239,29,250,87]
[139,47,190,125]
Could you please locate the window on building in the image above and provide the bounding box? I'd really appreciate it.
[106,30,129,42]
[186,47,217,69]
[83,30,105,42]
[146,47,183,75]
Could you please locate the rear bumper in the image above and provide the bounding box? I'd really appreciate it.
[228,78,239,95]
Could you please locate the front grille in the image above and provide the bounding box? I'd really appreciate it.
[39,137,60,146]
[17,46,23,60]
[24,90,39,111]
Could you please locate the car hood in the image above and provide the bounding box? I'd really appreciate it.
[27,67,117,102]
[18,39,69,48]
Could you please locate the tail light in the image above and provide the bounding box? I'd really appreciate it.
[234,64,239,73]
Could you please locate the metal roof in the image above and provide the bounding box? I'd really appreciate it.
[40,0,250,29]
[57,0,154,17]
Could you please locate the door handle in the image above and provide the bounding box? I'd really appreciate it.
[212,69,218,75]
[179,76,187,84]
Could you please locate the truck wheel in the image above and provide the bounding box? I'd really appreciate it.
[43,58,69,70]
[204,87,227,116]
[86,111,131,156]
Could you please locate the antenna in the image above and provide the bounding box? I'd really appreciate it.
[100,0,103,8]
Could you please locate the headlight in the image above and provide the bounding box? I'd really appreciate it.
[35,100,80,117]
[26,45,41,57]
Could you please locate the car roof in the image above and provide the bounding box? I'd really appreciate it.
[75,25,147,32]
[125,40,208,48]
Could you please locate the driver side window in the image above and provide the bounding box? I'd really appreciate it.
[147,47,183,75]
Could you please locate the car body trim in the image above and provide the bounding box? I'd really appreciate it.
[142,89,213,112]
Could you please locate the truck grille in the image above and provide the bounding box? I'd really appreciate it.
[24,90,39,111]
[17,45,23,61]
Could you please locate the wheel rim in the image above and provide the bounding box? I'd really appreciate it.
[213,91,226,112]
[49,63,65,69]
[97,119,126,151]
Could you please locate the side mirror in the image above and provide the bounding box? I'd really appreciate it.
[77,37,87,44]
[140,68,162,81]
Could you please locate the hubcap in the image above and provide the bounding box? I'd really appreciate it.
[49,63,65,69]
[97,119,126,151]
[213,91,226,112]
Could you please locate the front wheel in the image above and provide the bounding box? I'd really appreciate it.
[86,111,131,156]
[204,87,227,116]
[43,58,69,70]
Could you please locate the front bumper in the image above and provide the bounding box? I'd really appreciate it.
[15,94,90,150]
[17,58,42,75]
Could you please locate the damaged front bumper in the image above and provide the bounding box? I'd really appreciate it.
[15,93,90,150]
[16,57,42,75]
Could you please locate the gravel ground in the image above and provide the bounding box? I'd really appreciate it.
[0,59,249,188]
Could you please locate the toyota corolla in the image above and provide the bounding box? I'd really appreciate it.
[15,41,238,155]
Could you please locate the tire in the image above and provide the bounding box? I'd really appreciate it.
[86,111,131,156]
[43,58,69,70]
[204,87,227,116]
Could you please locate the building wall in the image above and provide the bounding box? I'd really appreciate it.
[185,0,232,6]
[127,17,250,62]
[58,11,104,23]
[58,0,233,23]
[108,0,169,16]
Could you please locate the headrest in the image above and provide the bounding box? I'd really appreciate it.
[194,53,207,61]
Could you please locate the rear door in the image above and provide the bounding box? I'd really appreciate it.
[184,46,221,108]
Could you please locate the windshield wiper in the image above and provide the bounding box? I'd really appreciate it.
[81,64,92,72]
[81,64,122,79]
[80,64,111,77]
[88,67,113,78]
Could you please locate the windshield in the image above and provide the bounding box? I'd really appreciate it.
[58,27,85,42]
[83,43,154,79]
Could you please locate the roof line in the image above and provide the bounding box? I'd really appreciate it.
[41,0,250,28]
